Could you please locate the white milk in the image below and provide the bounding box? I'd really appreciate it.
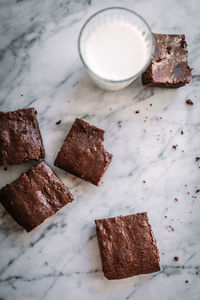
[84,23,148,81]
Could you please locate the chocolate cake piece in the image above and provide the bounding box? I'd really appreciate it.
[95,213,160,280]
[142,34,192,88]
[0,108,45,166]
[54,118,113,186]
[0,161,73,232]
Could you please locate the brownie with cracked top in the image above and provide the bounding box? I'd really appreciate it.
[0,108,45,166]
[54,118,113,186]
[0,161,74,232]
[142,34,192,88]
[95,212,160,280]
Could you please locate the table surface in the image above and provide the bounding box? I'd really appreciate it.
[0,0,200,299]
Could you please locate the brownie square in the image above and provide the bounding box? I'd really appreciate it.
[0,161,73,232]
[0,108,45,166]
[95,213,160,280]
[142,34,192,88]
[54,118,113,186]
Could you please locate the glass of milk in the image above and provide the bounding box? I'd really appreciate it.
[78,7,154,91]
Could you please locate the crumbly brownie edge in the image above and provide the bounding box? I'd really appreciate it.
[31,108,45,161]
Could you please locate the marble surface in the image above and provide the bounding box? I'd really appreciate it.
[0,0,200,299]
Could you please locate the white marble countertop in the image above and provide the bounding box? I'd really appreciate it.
[0,0,200,299]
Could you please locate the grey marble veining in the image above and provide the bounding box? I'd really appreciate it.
[0,0,200,299]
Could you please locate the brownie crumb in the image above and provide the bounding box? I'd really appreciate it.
[143,180,146,183]
[185,280,189,283]
[4,167,7,171]
[186,99,193,105]
[196,157,200,161]
[181,130,184,135]
[172,145,178,149]
[135,110,140,114]
[117,121,122,128]
[196,189,200,193]
[165,216,167,218]
[174,256,179,261]
[56,120,61,125]
[174,197,178,202]
[150,103,152,106]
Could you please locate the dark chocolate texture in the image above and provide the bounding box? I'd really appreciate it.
[54,118,113,186]
[0,161,74,232]
[142,34,192,88]
[0,108,45,166]
[95,213,160,280]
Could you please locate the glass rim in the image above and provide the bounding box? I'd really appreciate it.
[78,7,154,84]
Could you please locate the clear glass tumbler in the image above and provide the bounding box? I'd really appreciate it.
[78,7,154,91]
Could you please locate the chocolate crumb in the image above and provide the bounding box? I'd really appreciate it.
[185,280,189,283]
[150,103,152,106]
[4,167,7,171]
[117,121,122,128]
[172,145,178,149]
[109,107,112,111]
[56,120,61,125]
[143,180,146,183]
[135,110,140,114]
[160,117,162,119]
[165,216,167,218]
[196,189,200,193]
[181,130,184,135]
[174,197,178,202]
[196,157,200,161]
[186,99,193,105]
[174,256,179,261]
[196,272,199,275]
[21,94,23,97]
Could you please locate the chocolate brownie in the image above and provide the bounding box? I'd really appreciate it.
[0,108,45,166]
[95,213,160,279]
[0,161,73,232]
[54,118,113,186]
[142,34,192,88]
